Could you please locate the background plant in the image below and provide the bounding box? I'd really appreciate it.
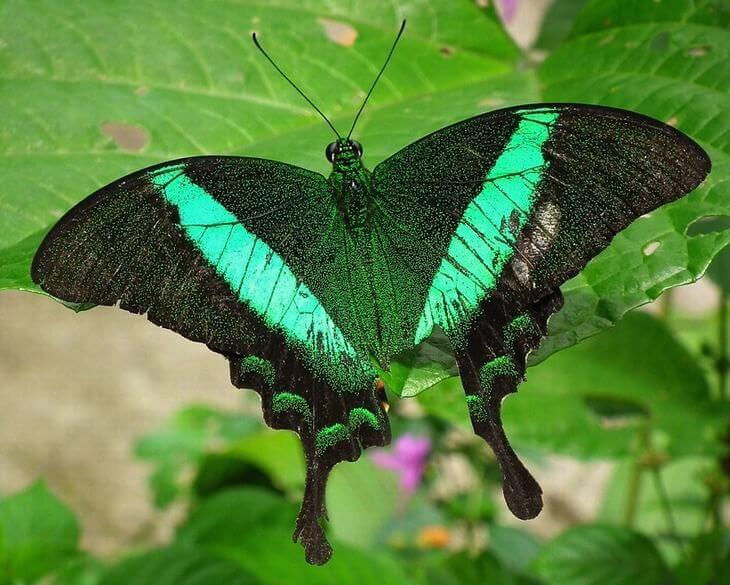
[0,0,728,583]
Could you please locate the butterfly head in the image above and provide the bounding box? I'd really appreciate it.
[325,139,363,165]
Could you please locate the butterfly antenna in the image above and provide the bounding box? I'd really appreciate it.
[252,32,342,139]
[347,19,406,140]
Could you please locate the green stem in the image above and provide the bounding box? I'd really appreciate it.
[624,425,650,528]
[651,468,683,551]
[719,294,729,401]
[659,288,674,319]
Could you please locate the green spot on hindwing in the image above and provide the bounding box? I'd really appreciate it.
[238,356,276,387]
[466,394,489,422]
[415,109,559,344]
[272,392,312,424]
[316,423,351,455]
[504,314,534,348]
[480,356,519,391]
[347,407,380,432]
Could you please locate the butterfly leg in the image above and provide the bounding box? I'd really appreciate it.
[452,290,563,519]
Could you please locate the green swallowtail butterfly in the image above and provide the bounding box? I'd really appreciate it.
[31,21,711,564]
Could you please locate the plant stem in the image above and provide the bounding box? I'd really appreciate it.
[651,468,683,551]
[659,288,674,319]
[624,425,650,527]
[719,294,729,401]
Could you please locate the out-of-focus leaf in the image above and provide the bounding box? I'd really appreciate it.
[176,488,298,547]
[600,457,713,559]
[674,530,730,585]
[326,456,400,549]
[97,547,262,585]
[177,488,413,585]
[424,551,532,585]
[532,0,730,363]
[0,482,81,584]
[134,405,260,507]
[192,453,283,500]
[419,312,727,458]
[229,430,306,492]
[489,525,542,575]
[0,0,525,291]
[51,555,105,585]
[532,524,669,585]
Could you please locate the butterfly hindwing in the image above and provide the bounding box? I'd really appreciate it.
[31,156,391,564]
[373,103,710,516]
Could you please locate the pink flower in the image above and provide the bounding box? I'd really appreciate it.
[370,434,431,495]
[498,0,518,23]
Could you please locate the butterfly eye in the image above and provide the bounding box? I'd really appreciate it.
[351,140,363,158]
[325,142,338,163]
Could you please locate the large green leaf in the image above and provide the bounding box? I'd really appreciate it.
[326,456,400,549]
[532,0,730,362]
[176,487,413,585]
[532,524,670,585]
[2,0,727,398]
[0,482,81,585]
[0,0,523,290]
[419,312,727,458]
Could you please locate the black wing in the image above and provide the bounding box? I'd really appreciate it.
[32,156,391,564]
[373,103,710,518]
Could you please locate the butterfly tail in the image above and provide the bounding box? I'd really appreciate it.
[453,290,563,519]
[229,349,390,565]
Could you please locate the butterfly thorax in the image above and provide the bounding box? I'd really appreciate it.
[328,149,373,235]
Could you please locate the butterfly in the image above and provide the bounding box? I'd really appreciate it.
[31,21,710,564]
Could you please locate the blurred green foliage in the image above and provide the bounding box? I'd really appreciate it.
[0,0,728,583]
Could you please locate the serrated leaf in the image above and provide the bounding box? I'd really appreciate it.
[532,524,669,585]
[0,481,81,584]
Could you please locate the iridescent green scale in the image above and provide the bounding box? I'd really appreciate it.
[32,93,710,566]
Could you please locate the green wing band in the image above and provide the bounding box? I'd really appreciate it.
[151,167,363,389]
[414,110,559,344]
